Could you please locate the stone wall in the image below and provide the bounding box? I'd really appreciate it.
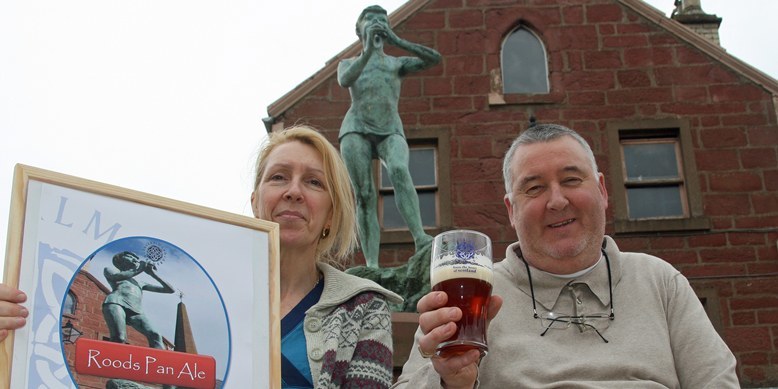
[271,0,778,385]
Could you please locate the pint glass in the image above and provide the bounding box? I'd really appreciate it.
[430,229,493,358]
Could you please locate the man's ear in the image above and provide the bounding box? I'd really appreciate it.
[503,194,517,230]
[597,173,609,210]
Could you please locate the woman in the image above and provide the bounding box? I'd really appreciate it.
[0,125,402,388]
[251,125,401,388]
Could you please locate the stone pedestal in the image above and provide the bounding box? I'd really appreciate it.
[346,244,432,312]
[392,312,420,371]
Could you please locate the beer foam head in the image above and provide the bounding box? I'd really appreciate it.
[431,254,493,284]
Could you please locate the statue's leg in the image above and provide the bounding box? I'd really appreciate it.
[128,314,165,349]
[340,134,381,267]
[102,303,128,343]
[377,135,433,250]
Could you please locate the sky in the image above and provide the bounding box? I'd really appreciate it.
[1,0,777,280]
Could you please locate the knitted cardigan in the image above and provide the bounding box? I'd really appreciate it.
[305,262,403,388]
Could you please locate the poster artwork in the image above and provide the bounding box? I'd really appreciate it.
[2,165,279,389]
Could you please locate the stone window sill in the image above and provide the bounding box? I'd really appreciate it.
[614,216,711,235]
[488,91,564,106]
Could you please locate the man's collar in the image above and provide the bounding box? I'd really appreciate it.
[505,237,621,310]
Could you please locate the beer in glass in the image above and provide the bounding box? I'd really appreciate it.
[430,229,493,358]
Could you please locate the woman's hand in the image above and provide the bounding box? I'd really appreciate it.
[0,283,28,343]
[415,291,503,389]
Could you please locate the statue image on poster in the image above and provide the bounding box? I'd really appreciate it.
[60,237,229,389]
[102,250,175,349]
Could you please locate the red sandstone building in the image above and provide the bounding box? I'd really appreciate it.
[265,0,778,386]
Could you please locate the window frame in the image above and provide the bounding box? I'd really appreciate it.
[489,24,563,106]
[63,291,78,317]
[378,144,438,230]
[694,287,724,336]
[607,119,710,234]
[620,137,688,220]
[500,26,550,95]
[376,128,451,245]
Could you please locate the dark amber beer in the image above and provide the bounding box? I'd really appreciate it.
[430,230,493,358]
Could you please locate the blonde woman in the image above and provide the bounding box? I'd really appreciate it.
[250,125,401,388]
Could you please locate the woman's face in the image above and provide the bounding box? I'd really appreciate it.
[252,141,333,252]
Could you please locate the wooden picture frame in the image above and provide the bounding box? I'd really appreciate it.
[1,164,280,389]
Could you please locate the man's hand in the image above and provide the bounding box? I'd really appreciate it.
[415,291,503,389]
[0,283,28,342]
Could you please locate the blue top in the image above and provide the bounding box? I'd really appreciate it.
[280,279,324,389]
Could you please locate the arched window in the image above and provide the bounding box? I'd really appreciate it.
[501,26,549,94]
[63,291,77,315]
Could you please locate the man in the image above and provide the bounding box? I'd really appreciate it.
[394,124,739,388]
[338,5,440,267]
[103,251,175,349]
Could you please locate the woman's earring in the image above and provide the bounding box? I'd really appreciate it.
[320,227,330,239]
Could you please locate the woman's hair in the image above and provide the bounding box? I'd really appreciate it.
[502,123,598,195]
[253,125,358,266]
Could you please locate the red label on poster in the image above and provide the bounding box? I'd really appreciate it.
[75,338,216,388]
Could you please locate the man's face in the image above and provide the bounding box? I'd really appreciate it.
[503,136,608,272]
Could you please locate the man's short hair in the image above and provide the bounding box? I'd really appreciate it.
[502,123,598,195]
[356,5,388,39]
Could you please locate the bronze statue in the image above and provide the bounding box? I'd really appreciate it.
[338,5,440,268]
[339,5,443,311]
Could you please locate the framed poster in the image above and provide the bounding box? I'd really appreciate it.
[1,164,280,389]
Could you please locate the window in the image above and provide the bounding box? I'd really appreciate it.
[376,129,451,244]
[695,288,724,336]
[621,137,686,219]
[501,26,549,94]
[379,146,437,229]
[63,291,77,315]
[607,119,710,234]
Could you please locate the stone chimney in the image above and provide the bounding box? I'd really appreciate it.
[671,0,722,45]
